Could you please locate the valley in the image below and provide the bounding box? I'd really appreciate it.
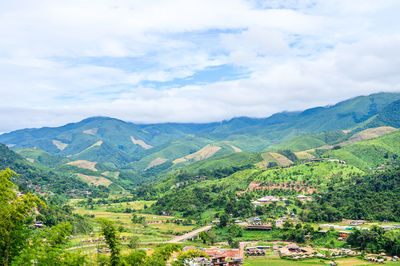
[1,92,400,265]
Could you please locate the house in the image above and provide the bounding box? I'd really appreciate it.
[186,257,211,265]
[349,220,365,226]
[339,231,350,240]
[257,196,280,203]
[287,244,300,252]
[33,221,44,229]
[211,256,227,266]
[381,225,395,230]
[246,223,273,231]
[227,259,243,265]
[296,195,312,201]
[253,217,261,223]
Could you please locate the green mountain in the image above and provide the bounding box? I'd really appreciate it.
[1,92,400,182]
[364,99,400,128]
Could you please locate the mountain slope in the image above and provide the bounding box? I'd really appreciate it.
[325,130,400,169]
[0,143,99,195]
[1,92,400,174]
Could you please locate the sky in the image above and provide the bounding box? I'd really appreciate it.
[1,0,400,132]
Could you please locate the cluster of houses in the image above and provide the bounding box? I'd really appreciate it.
[65,189,93,198]
[251,194,312,207]
[186,257,243,266]
[365,257,386,264]
[183,246,243,266]
[279,244,361,260]
[245,246,271,256]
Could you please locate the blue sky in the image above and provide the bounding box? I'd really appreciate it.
[1,0,400,132]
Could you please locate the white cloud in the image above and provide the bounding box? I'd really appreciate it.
[0,0,400,132]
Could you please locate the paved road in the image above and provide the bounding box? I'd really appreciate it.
[67,225,212,250]
[167,225,212,243]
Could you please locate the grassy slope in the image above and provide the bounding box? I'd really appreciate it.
[253,161,364,191]
[325,130,400,169]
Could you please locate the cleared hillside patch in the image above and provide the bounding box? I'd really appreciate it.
[294,151,315,160]
[146,157,168,170]
[67,160,98,171]
[75,173,112,187]
[52,139,68,151]
[101,171,119,179]
[339,126,397,146]
[256,152,279,168]
[130,136,153,149]
[83,128,98,135]
[222,141,242,152]
[269,152,292,166]
[173,144,221,164]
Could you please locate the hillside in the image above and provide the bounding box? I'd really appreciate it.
[0,143,102,195]
[325,130,400,169]
[302,167,400,222]
[1,92,400,183]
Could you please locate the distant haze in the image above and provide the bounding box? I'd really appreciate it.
[1,1,400,132]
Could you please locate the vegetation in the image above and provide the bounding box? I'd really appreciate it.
[301,167,400,222]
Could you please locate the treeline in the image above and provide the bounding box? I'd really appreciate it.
[300,167,400,222]
[152,184,254,218]
[347,226,400,256]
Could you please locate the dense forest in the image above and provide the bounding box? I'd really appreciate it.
[301,166,400,222]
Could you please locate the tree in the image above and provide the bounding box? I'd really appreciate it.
[198,231,215,245]
[228,224,243,237]
[100,219,121,266]
[0,169,45,265]
[132,214,145,224]
[128,236,140,249]
[228,237,239,248]
[123,249,147,265]
[219,212,229,227]
[283,221,293,230]
[199,231,209,244]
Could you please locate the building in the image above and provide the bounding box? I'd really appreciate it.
[211,256,226,266]
[296,195,312,201]
[349,220,365,226]
[246,223,273,231]
[258,196,280,203]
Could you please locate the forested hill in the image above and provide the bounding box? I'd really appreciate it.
[0,143,102,196]
[302,166,400,222]
[1,92,400,173]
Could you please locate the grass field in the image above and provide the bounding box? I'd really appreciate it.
[70,199,195,245]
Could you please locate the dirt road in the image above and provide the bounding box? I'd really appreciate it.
[167,225,212,243]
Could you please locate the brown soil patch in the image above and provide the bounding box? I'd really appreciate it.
[52,140,68,151]
[67,160,98,171]
[83,128,98,135]
[294,151,315,160]
[146,158,168,170]
[130,136,153,149]
[339,126,397,146]
[248,181,317,194]
[173,144,221,164]
[269,152,293,166]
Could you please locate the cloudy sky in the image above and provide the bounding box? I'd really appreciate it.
[1,0,400,132]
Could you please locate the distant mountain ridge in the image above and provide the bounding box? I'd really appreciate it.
[1,92,400,173]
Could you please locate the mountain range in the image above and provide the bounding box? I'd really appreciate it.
[1,92,400,192]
